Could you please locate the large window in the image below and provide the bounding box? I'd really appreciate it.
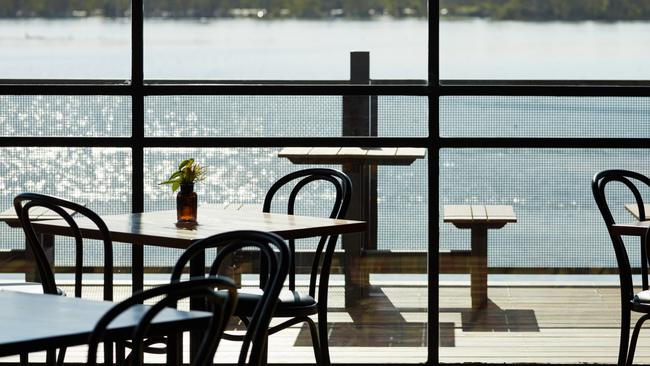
[439,2,650,80]
[0,0,430,364]
[8,0,650,365]
[438,1,650,364]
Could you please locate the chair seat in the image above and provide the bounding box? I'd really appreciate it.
[235,288,316,317]
[0,282,64,295]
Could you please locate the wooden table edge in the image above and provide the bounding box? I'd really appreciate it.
[30,216,368,249]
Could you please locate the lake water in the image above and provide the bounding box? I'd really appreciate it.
[440,18,650,79]
[0,17,427,80]
[1,18,648,270]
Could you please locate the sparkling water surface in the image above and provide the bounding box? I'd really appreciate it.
[1,18,648,269]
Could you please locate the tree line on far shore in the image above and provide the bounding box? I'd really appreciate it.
[0,0,427,18]
[440,0,650,21]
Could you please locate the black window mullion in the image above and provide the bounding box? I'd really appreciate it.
[142,137,429,148]
[429,0,439,363]
[132,0,144,214]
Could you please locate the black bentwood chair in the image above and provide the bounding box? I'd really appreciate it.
[13,193,114,366]
[171,230,290,366]
[87,277,238,366]
[234,168,351,366]
[593,170,650,366]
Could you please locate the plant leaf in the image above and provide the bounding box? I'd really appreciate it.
[168,171,182,180]
[178,158,193,170]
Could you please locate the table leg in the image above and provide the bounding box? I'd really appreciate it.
[470,226,488,309]
[132,244,144,296]
[189,250,206,363]
[642,236,648,290]
[342,163,370,308]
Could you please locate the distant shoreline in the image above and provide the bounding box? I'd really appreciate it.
[0,15,427,20]
[439,0,650,22]
[0,1,427,19]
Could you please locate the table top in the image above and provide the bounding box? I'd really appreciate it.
[443,205,517,229]
[0,290,210,357]
[623,203,650,220]
[23,204,366,249]
[278,147,426,165]
[0,205,79,225]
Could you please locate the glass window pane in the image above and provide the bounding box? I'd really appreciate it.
[145,1,427,80]
[439,148,647,363]
[440,6,650,80]
[0,95,131,137]
[145,147,428,363]
[145,95,427,137]
[440,96,650,138]
[0,3,131,79]
[0,147,132,267]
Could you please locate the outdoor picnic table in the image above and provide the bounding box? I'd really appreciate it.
[614,203,650,235]
[278,147,426,307]
[279,147,426,165]
[443,205,517,309]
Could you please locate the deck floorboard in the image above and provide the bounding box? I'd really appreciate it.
[0,282,644,364]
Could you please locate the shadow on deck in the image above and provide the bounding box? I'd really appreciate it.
[1,280,643,364]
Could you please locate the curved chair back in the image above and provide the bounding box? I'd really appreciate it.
[171,230,290,366]
[263,168,351,303]
[13,193,114,300]
[592,169,650,302]
[87,277,237,366]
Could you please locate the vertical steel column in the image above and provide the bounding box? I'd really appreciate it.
[429,0,440,364]
[342,51,372,308]
[131,0,145,296]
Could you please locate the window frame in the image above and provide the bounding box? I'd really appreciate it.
[0,1,434,364]
[4,1,643,365]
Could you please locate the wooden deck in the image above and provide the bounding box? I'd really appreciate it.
[0,280,646,364]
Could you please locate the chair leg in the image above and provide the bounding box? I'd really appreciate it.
[103,342,113,366]
[626,314,650,366]
[317,308,331,366]
[116,342,126,364]
[19,353,28,366]
[619,308,631,366]
[56,347,67,366]
[305,317,322,365]
[261,337,269,366]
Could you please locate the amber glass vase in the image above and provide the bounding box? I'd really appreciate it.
[177,184,198,223]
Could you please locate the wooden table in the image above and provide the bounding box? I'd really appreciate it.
[278,147,426,307]
[610,204,650,291]
[0,206,79,281]
[5,205,365,359]
[0,290,210,364]
[443,205,517,309]
[279,147,426,166]
[616,203,650,235]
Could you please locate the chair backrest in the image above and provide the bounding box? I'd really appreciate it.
[263,168,351,302]
[13,192,114,300]
[592,169,650,302]
[87,277,237,366]
[170,230,290,366]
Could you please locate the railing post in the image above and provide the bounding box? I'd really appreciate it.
[342,51,375,308]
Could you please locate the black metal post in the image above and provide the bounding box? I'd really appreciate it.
[342,51,373,308]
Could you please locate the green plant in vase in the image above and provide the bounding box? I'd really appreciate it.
[159,158,206,224]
